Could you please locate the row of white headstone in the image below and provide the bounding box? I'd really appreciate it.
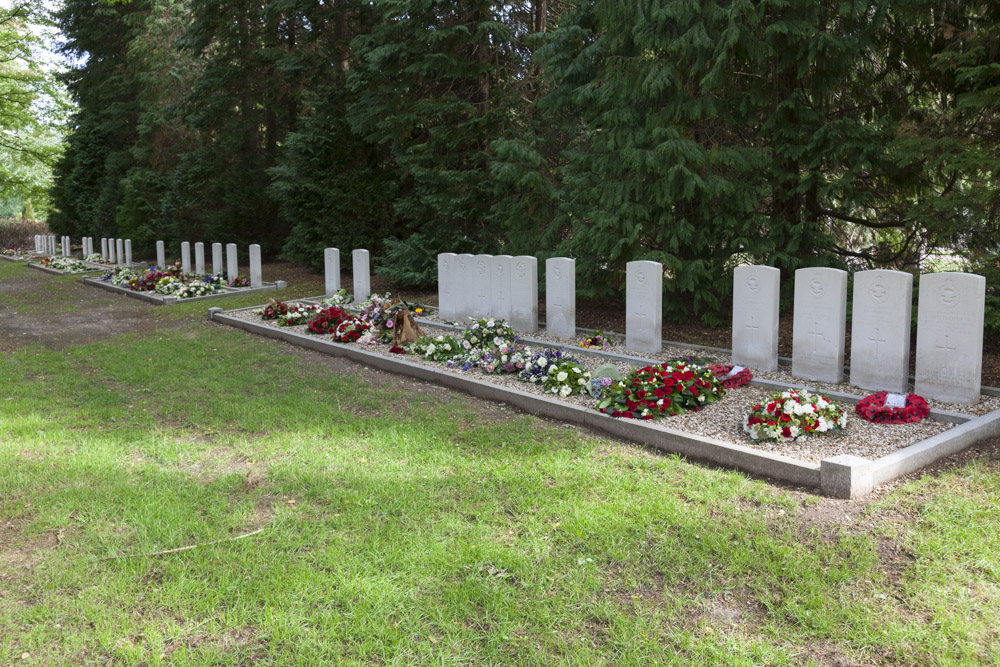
[33,235,134,266]
[731,266,986,404]
[323,248,372,304]
[155,241,264,287]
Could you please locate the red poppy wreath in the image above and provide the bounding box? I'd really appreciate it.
[855,392,930,424]
[707,364,754,389]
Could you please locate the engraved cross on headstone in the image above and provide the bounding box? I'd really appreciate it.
[868,328,886,360]
[936,335,957,353]
[746,314,760,339]
[808,320,824,354]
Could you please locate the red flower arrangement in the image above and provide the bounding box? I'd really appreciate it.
[333,318,370,343]
[855,392,930,424]
[259,299,289,320]
[389,346,406,354]
[707,364,754,389]
[306,306,350,335]
[596,362,725,419]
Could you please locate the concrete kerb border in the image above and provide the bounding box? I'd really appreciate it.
[211,302,1000,499]
[26,262,105,276]
[0,254,43,263]
[83,277,287,305]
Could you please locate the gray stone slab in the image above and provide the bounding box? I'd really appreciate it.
[915,272,986,404]
[212,243,223,275]
[732,265,780,371]
[124,240,132,267]
[156,241,166,268]
[195,242,205,275]
[625,260,663,354]
[108,239,117,263]
[324,247,340,295]
[546,257,576,339]
[437,253,457,321]
[850,270,913,393]
[510,255,538,333]
[116,239,124,267]
[101,238,109,261]
[181,242,191,274]
[792,267,847,383]
[471,254,493,318]
[227,243,238,282]
[490,255,513,322]
[352,249,371,303]
[249,244,262,288]
[455,254,475,321]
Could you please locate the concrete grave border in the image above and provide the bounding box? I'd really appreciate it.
[26,261,109,276]
[84,277,287,305]
[210,304,1000,499]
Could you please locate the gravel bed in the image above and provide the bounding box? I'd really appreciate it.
[225,307,958,464]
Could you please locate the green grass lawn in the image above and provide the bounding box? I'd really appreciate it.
[1,261,998,665]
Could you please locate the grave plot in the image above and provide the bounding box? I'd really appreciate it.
[0,247,44,263]
[82,243,285,305]
[211,290,1000,499]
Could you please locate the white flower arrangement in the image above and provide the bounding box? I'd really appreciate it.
[743,389,847,441]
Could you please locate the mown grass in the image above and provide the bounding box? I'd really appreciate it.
[0,263,998,665]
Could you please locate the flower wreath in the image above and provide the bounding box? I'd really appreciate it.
[855,392,930,424]
[333,318,370,343]
[707,364,754,389]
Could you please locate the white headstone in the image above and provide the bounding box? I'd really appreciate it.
[61,237,69,257]
[108,238,117,263]
[195,242,205,275]
[212,243,223,275]
[115,239,124,267]
[490,255,513,322]
[181,242,191,274]
[546,257,576,339]
[471,254,493,318]
[85,238,93,257]
[324,247,340,296]
[156,240,166,268]
[626,261,663,354]
[101,238,109,260]
[34,235,40,252]
[510,255,538,333]
[249,244,262,288]
[850,270,913,393]
[226,244,238,282]
[732,265,780,371]
[437,253,457,321]
[455,254,474,321]
[352,249,370,304]
[914,272,985,404]
[124,240,132,267]
[792,267,847,383]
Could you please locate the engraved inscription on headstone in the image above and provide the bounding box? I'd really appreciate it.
[625,261,663,354]
[546,257,576,339]
[472,254,493,318]
[732,265,780,371]
[437,253,457,321]
[792,267,847,383]
[509,255,538,333]
[490,255,513,322]
[849,270,912,393]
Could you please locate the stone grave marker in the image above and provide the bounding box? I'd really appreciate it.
[914,272,986,404]
[626,261,663,354]
[61,237,69,257]
[156,241,166,268]
[226,243,238,282]
[124,240,132,267]
[195,242,206,275]
[249,244,262,288]
[732,265,780,371]
[108,238,117,263]
[101,238,109,260]
[546,257,576,339]
[850,270,912,393]
[324,247,340,295]
[437,253,457,321]
[510,255,538,333]
[116,239,124,267]
[490,255,513,322]
[181,242,191,274]
[472,254,493,318]
[455,254,474,321]
[212,243,223,275]
[792,267,847,383]
[352,249,371,303]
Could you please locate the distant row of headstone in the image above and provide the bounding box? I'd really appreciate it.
[34,234,134,266]
[431,254,985,405]
[323,248,372,304]
[156,241,265,287]
[732,266,985,404]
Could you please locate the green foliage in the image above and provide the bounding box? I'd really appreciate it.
[592,363,622,381]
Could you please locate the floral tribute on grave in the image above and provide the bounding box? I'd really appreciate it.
[253,299,321,326]
[707,364,754,389]
[100,263,226,299]
[40,256,90,272]
[597,362,725,419]
[578,331,612,350]
[356,292,415,344]
[306,306,350,335]
[854,392,930,424]
[743,389,846,441]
